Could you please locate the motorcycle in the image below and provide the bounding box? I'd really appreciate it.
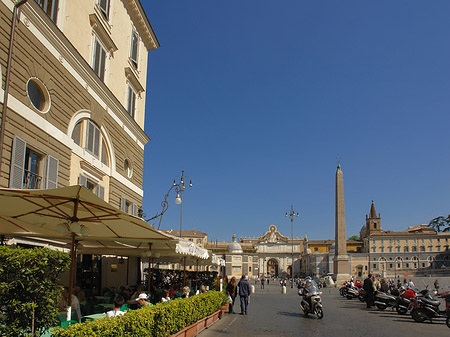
[392,288,416,315]
[410,288,449,326]
[374,290,397,310]
[298,280,324,319]
[339,282,351,297]
[346,286,360,300]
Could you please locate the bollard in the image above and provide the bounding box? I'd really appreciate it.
[282,285,286,294]
[251,285,255,294]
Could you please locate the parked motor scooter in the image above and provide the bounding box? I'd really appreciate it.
[374,290,397,310]
[410,288,449,326]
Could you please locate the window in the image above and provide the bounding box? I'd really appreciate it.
[404,247,409,252]
[412,246,417,252]
[428,246,433,252]
[396,247,401,252]
[420,246,425,252]
[72,120,109,166]
[10,136,58,189]
[93,38,107,81]
[130,29,139,69]
[27,78,50,113]
[188,238,193,242]
[34,0,58,23]
[373,264,377,269]
[389,239,392,244]
[120,197,138,216]
[79,174,104,199]
[197,239,202,245]
[388,247,392,252]
[406,263,409,268]
[381,239,384,244]
[397,239,400,244]
[371,247,376,253]
[372,239,376,244]
[421,238,425,243]
[314,247,318,252]
[98,0,110,20]
[364,266,368,271]
[389,263,393,268]
[374,222,377,229]
[127,85,136,118]
[380,247,384,253]
[437,246,441,252]
[405,239,408,244]
[437,238,440,243]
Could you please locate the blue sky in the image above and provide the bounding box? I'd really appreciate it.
[141,1,450,242]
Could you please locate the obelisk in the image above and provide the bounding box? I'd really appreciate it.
[334,160,350,284]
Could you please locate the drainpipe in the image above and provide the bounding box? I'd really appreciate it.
[0,0,29,177]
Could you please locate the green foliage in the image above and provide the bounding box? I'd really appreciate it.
[348,235,360,241]
[0,246,70,337]
[429,215,450,232]
[52,291,226,337]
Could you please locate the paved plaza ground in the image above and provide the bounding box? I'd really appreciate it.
[200,277,450,337]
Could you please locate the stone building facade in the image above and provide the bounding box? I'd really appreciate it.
[1,0,158,291]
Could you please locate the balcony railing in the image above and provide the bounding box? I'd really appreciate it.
[23,170,42,189]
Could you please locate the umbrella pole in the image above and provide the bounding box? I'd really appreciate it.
[195,259,199,291]
[183,256,186,287]
[67,232,77,321]
[148,256,152,296]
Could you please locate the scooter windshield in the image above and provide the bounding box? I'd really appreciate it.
[307,280,319,294]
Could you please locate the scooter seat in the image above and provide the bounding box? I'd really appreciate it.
[421,298,440,307]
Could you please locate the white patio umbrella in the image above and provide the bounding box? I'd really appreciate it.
[0,185,174,320]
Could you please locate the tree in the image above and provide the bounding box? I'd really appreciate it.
[428,215,450,232]
[348,235,360,241]
[0,246,70,337]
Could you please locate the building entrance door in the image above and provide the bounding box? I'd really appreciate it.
[267,258,278,277]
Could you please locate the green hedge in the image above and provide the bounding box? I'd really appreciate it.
[51,291,227,337]
[0,246,70,337]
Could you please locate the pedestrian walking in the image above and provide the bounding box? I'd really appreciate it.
[226,277,237,314]
[434,279,439,292]
[238,274,251,315]
[261,276,265,289]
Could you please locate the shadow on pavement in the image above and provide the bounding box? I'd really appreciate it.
[277,311,302,318]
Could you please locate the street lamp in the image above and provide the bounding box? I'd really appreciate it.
[172,170,192,237]
[285,205,300,288]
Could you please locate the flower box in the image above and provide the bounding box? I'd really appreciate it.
[169,310,221,337]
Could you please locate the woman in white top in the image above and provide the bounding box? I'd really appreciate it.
[106,295,126,318]
[161,289,171,302]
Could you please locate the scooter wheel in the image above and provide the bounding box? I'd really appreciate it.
[375,303,386,311]
[396,306,407,315]
[411,309,427,323]
[446,316,450,329]
[358,295,365,302]
[346,294,353,300]
[315,307,324,319]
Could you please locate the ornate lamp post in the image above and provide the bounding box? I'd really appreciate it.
[173,170,192,237]
[285,205,299,288]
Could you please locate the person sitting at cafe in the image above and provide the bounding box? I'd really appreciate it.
[161,289,171,302]
[119,287,131,302]
[182,286,190,298]
[57,287,81,322]
[106,295,126,318]
[73,285,86,303]
[196,285,207,295]
[128,284,143,309]
[137,293,153,307]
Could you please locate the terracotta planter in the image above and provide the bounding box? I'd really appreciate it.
[169,310,221,337]
[196,317,207,334]
[220,304,229,318]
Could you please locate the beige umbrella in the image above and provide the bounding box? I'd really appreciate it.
[0,185,173,320]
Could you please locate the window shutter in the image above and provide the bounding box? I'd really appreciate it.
[10,136,26,189]
[120,197,126,212]
[97,185,105,200]
[132,203,138,216]
[46,155,59,189]
[79,174,88,187]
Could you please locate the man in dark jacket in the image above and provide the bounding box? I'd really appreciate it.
[238,275,251,314]
[363,274,374,308]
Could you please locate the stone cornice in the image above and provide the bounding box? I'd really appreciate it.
[123,0,160,50]
[89,12,118,53]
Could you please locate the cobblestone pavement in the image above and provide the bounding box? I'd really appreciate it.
[199,278,450,337]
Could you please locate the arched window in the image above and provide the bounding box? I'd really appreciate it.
[71,119,109,166]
